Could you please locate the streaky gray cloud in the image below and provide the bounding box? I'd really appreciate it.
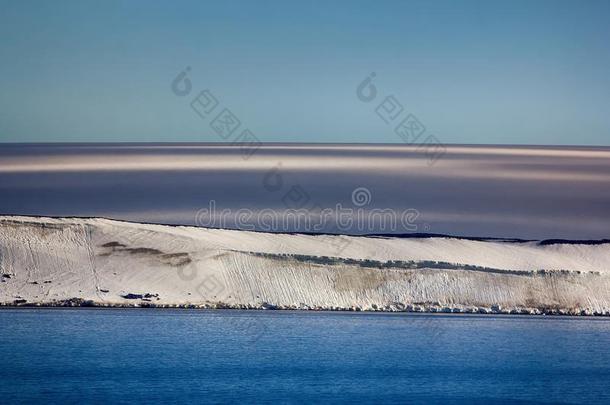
[1,143,609,240]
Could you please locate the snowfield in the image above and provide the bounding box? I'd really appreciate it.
[1,216,609,315]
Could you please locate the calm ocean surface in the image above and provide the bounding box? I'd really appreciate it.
[1,309,609,404]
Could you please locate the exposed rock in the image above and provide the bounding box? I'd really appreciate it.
[121,293,143,300]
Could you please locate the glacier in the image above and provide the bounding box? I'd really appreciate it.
[1,216,609,315]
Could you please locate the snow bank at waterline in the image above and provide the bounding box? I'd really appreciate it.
[1,216,609,315]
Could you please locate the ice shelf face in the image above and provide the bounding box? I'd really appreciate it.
[1,216,609,315]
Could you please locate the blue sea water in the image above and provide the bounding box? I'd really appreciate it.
[1,310,609,404]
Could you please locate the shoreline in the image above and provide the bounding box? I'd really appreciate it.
[3,216,610,317]
[2,299,609,316]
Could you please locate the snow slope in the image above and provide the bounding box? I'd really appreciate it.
[1,216,609,314]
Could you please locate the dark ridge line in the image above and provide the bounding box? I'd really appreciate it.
[2,214,609,246]
[367,234,610,246]
[245,251,600,277]
[362,233,533,243]
[537,238,610,246]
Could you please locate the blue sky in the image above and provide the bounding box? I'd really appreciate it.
[1,0,609,145]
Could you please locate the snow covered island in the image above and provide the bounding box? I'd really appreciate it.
[1,216,609,315]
